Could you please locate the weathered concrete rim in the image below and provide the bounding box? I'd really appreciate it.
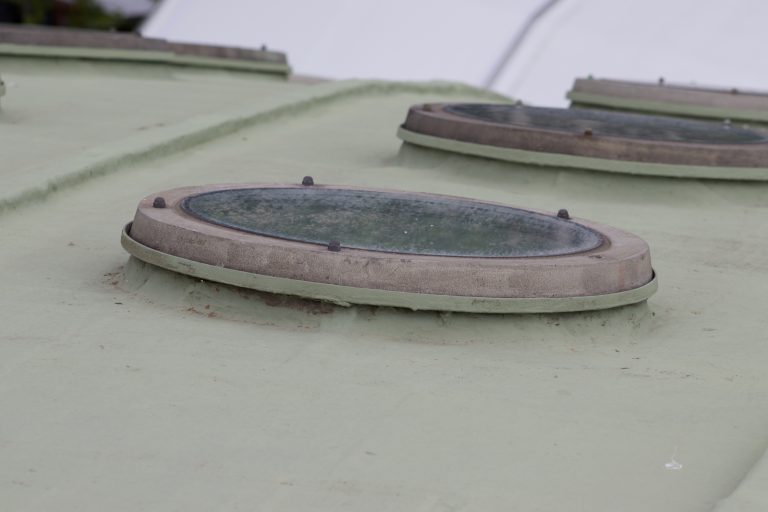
[568,78,768,123]
[126,183,654,300]
[0,23,288,67]
[0,21,289,75]
[397,126,768,181]
[400,104,768,169]
[0,43,290,75]
[122,223,658,314]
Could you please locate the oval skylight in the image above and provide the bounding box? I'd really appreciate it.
[397,103,768,180]
[122,183,657,314]
[0,24,288,70]
[445,104,765,144]
[567,77,768,124]
[180,187,603,258]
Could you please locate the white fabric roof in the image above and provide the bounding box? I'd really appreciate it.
[143,0,768,106]
[96,0,155,16]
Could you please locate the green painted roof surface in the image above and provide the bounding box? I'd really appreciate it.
[1,54,768,511]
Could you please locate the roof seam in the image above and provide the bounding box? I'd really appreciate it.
[712,442,768,512]
[0,80,509,216]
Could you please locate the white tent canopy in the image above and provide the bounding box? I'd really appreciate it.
[143,0,768,106]
[97,0,155,16]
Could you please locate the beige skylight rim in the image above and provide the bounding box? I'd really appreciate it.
[0,24,289,73]
[400,103,768,169]
[122,184,655,312]
[567,77,768,123]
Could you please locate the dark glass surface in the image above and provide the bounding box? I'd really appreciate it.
[444,104,767,144]
[181,188,604,258]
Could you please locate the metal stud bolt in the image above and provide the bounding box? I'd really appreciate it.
[302,176,314,186]
[152,197,166,208]
[557,209,570,219]
[328,240,341,252]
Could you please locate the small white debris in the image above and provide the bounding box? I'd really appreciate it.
[665,459,683,470]
[665,447,683,470]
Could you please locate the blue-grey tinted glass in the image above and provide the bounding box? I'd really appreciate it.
[181,188,603,258]
[445,104,767,144]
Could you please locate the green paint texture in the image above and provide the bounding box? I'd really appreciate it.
[1,53,767,511]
